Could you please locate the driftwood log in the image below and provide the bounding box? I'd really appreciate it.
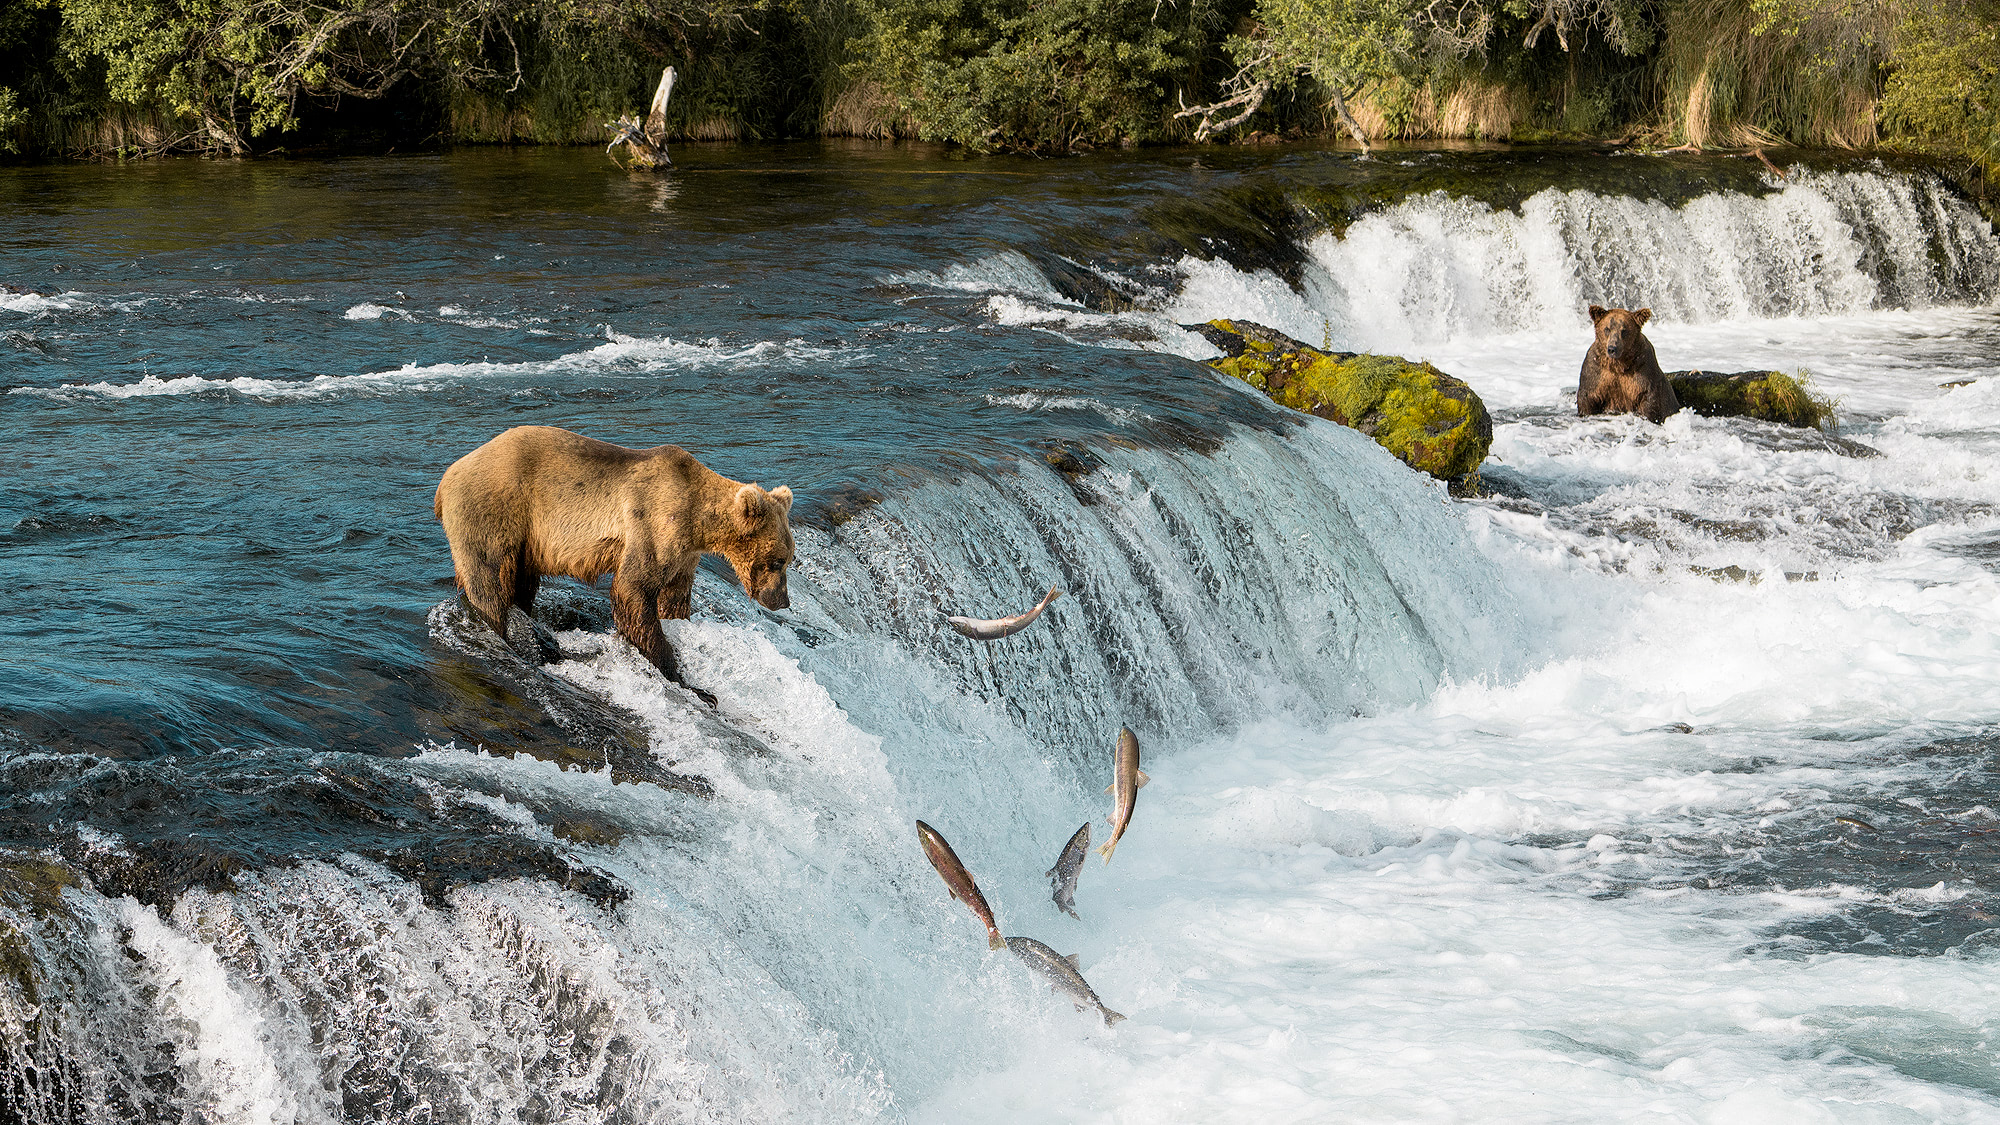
[607,67,676,170]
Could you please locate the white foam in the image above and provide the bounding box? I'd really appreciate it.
[983,391,1154,426]
[342,302,412,321]
[114,898,321,1125]
[890,249,1069,300]
[8,331,868,401]
[0,290,93,315]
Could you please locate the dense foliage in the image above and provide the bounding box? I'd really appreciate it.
[0,0,1996,199]
[848,0,1227,149]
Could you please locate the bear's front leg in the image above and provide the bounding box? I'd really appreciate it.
[657,564,696,621]
[611,570,716,706]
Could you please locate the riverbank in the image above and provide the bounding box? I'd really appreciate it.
[2,0,1994,208]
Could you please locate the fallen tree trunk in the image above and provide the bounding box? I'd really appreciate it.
[607,66,676,170]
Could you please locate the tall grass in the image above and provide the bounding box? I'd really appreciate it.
[1655,0,1889,148]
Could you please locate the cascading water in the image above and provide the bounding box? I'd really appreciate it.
[2,413,1524,1121]
[5,146,2000,1123]
[1151,167,1999,359]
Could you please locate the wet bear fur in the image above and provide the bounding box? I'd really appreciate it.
[1577,305,1681,424]
[435,426,795,696]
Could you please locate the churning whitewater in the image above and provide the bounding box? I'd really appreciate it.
[3,147,2000,1123]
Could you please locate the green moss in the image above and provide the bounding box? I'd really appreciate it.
[1202,318,1493,482]
[1669,367,1838,429]
[0,854,83,1011]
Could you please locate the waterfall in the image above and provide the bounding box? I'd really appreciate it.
[1164,169,2000,355]
[0,415,1527,1122]
[8,156,1997,1124]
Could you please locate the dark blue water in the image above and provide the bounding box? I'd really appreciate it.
[2,144,1301,761]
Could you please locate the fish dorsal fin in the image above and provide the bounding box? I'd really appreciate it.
[1136,769,1150,789]
[1104,783,1114,794]
[1064,954,1080,969]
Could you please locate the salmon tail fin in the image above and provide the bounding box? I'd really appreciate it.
[1103,1009,1126,1027]
[1097,840,1117,864]
[1046,586,1064,603]
[1135,769,1150,789]
[988,932,1005,951]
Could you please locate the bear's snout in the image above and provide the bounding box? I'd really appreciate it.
[757,582,790,611]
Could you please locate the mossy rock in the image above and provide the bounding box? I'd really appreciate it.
[0,853,84,1011]
[1668,369,1836,430]
[1191,319,1493,482]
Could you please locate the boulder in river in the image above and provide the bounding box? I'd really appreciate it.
[1189,319,1492,483]
[1667,369,1836,429]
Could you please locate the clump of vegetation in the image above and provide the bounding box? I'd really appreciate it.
[1669,367,1838,429]
[1880,0,2000,198]
[846,0,1229,151]
[0,0,1997,207]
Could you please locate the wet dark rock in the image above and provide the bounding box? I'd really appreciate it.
[1035,440,1103,478]
[420,596,713,797]
[0,746,643,915]
[1668,369,1837,429]
[1691,564,1819,583]
[1717,416,1883,458]
[1191,318,1493,482]
[809,484,886,530]
[549,812,627,847]
[1033,255,1141,313]
[417,651,712,797]
[380,835,627,909]
[527,583,615,634]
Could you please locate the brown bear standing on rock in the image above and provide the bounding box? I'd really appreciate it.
[1577,305,1681,424]
[435,426,795,702]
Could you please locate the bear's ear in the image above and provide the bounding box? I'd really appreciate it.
[1633,307,1652,327]
[1588,305,1609,324]
[734,484,767,529]
[770,485,793,511]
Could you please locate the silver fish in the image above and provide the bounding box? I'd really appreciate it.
[942,585,1063,641]
[1045,822,1090,919]
[1006,936,1125,1026]
[1097,726,1148,864]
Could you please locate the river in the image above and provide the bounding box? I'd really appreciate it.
[3,140,2000,1122]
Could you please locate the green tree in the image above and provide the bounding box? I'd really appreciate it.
[850,0,1223,150]
[1882,0,2000,183]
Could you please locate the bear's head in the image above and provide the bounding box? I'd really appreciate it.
[1589,304,1652,365]
[727,483,795,611]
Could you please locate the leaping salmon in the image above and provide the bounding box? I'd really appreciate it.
[1006,936,1125,1026]
[1097,726,1148,865]
[942,585,1063,641]
[915,820,1006,950]
[1045,822,1091,919]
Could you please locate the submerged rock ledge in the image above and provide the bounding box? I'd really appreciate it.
[1189,319,1493,483]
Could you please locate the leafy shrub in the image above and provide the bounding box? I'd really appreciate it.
[849,0,1226,150]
